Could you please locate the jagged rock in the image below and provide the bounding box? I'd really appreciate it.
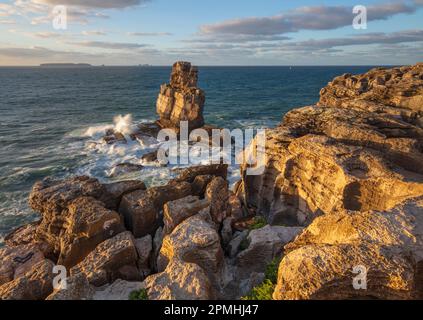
[157,211,223,289]
[319,63,423,125]
[221,217,234,248]
[236,225,303,278]
[93,279,145,300]
[163,195,209,235]
[0,244,45,285]
[191,175,214,196]
[156,61,205,130]
[70,232,140,287]
[134,235,152,278]
[109,163,144,178]
[174,164,228,183]
[227,230,248,258]
[103,180,147,209]
[119,182,192,238]
[46,273,95,300]
[228,192,243,219]
[206,176,230,224]
[4,222,39,247]
[58,196,125,268]
[145,259,214,300]
[29,176,144,265]
[152,227,164,272]
[273,197,423,300]
[0,259,55,300]
[240,66,423,226]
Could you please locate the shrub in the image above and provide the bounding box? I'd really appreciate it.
[241,280,275,300]
[241,257,281,300]
[249,216,267,230]
[129,288,149,300]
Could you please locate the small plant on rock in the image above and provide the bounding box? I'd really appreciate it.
[129,288,149,300]
[241,257,282,300]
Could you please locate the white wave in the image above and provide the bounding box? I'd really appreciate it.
[113,114,137,136]
[82,124,113,138]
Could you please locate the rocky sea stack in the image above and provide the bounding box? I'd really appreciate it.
[1,63,422,300]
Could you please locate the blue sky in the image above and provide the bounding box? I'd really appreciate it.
[0,0,422,65]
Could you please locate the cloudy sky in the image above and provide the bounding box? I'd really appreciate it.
[0,0,422,65]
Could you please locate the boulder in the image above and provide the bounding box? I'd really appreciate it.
[29,176,144,263]
[109,163,144,177]
[119,181,192,238]
[70,231,140,287]
[273,197,423,300]
[235,225,303,278]
[93,279,145,300]
[0,259,55,300]
[220,217,234,248]
[227,230,248,258]
[46,273,95,300]
[145,259,214,300]
[0,243,45,285]
[58,196,125,268]
[206,176,230,224]
[134,235,153,278]
[163,195,209,234]
[173,164,228,183]
[158,212,223,280]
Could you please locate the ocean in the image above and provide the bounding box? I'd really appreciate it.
[0,65,375,243]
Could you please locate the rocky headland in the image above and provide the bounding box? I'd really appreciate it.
[0,62,422,300]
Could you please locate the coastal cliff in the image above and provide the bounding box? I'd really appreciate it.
[239,63,423,299]
[0,63,422,300]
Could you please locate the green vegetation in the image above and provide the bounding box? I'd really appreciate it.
[249,216,267,230]
[129,288,149,300]
[241,257,281,300]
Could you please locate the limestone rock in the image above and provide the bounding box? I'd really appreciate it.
[58,196,124,268]
[70,231,140,287]
[235,225,303,278]
[227,230,248,258]
[156,61,205,130]
[0,243,45,286]
[134,235,152,278]
[109,163,144,177]
[206,176,230,224]
[145,259,214,300]
[29,176,144,265]
[273,197,423,300]
[221,217,234,248]
[93,279,145,300]
[163,195,209,234]
[119,181,192,238]
[157,213,223,279]
[0,259,55,300]
[240,66,423,226]
[174,164,228,183]
[46,273,95,300]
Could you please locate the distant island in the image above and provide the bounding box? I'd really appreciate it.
[40,63,92,68]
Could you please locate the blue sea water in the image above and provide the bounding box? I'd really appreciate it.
[0,65,375,242]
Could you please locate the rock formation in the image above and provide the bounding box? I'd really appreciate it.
[1,62,422,300]
[239,63,423,300]
[156,61,205,131]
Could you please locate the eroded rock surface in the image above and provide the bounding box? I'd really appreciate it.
[156,61,205,130]
[237,63,423,300]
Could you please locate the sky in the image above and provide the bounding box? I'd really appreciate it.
[0,0,422,66]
